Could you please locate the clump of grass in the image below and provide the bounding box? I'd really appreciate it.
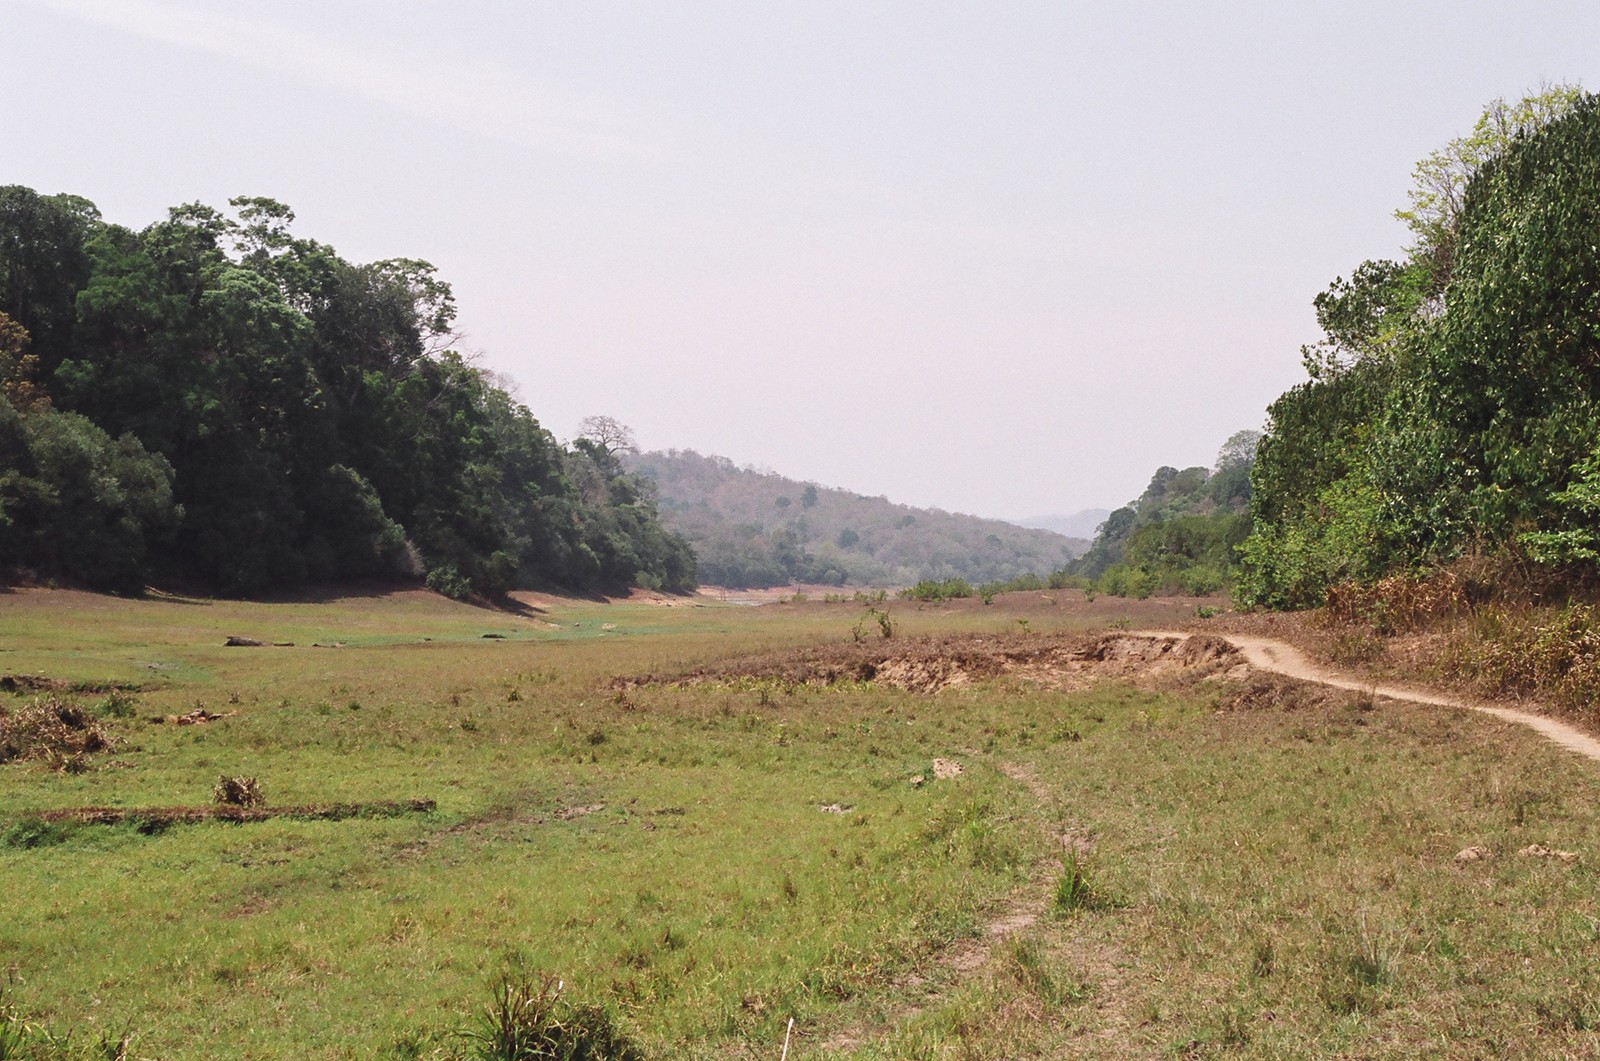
[1330,628,1386,665]
[1440,602,1600,711]
[0,988,129,1059]
[467,972,645,1061]
[1317,920,1394,1016]
[2,817,76,850]
[1249,937,1275,980]
[1003,937,1086,1008]
[92,691,137,720]
[1052,851,1101,915]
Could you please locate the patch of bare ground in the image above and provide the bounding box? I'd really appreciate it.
[616,630,1243,696]
[389,791,621,863]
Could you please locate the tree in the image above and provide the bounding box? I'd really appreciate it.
[0,185,99,376]
[577,415,637,455]
[0,311,48,413]
[1241,88,1600,607]
[1396,82,1583,290]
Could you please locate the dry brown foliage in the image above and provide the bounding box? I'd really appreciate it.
[0,695,113,770]
[212,775,265,807]
[1323,571,1469,633]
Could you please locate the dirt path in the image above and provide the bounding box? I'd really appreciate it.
[1139,629,1600,764]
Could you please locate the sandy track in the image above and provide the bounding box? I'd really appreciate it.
[1139,629,1600,765]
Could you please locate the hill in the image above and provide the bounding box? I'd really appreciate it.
[1068,430,1258,597]
[626,449,1088,588]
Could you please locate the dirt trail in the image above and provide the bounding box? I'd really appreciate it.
[1138,629,1600,764]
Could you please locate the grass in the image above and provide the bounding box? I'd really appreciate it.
[2,586,1599,1057]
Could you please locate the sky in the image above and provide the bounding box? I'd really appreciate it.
[4,1,1600,522]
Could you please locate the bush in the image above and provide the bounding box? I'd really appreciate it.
[899,579,974,602]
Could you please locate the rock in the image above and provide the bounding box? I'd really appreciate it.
[225,636,266,647]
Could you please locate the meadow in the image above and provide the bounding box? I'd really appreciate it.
[3,587,1600,1059]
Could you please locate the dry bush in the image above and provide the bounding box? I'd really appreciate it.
[0,695,113,768]
[1440,603,1600,711]
[1323,571,1469,634]
[212,776,266,807]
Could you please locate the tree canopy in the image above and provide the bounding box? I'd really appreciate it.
[0,187,693,597]
[1241,88,1600,607]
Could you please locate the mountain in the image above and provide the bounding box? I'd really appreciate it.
[1015,509,1112,540]
[626,449,1089,589]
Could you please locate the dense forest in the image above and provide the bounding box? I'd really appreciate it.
[1240,86,1600,607]
[1067,430,1257,597]
[626,449,1087,588]
[0,188,694,597]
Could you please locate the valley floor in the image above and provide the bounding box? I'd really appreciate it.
[2,587,1598,1058]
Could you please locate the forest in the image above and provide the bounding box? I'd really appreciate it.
[0,188,694,597]
[1067,429,1257,597]
[1240,86,1600,607]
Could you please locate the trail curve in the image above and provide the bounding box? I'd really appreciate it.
[1137,629,1600,765]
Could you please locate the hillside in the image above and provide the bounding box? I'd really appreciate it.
[626,449,1088,588]
[1068,429,1258,596]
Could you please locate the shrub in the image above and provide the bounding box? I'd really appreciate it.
[898,579,974,602]
[92,690,136,719]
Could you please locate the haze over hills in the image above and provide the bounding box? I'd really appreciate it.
[1015,509,1112,540]
[626,449,1089,588]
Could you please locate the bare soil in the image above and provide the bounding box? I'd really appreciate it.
[618,630,1242,695]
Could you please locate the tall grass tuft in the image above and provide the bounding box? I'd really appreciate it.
[468,973,645,1061]
[1052,851,1099,915]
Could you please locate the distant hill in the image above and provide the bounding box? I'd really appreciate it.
[626,449,1089,589]
[1015,509,1112,540]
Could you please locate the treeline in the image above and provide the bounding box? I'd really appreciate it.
[1067,431,1257,597]
[1240,86,1600,607]
[626,449,1086,588]
[0,187,694,596]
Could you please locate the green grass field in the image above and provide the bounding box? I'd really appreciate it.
[3,587,1600,1059]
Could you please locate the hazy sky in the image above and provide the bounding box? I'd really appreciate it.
[5,1,1599,520]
